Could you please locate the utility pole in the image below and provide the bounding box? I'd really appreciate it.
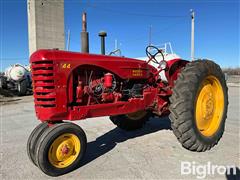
[191,9,195,61]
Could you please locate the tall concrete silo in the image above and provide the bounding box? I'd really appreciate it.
[27,0,65,56]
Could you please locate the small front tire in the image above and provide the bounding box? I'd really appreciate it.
[35,122,87,176]
[27,122,48,166]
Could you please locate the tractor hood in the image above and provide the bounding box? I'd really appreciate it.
[30,49,157,80]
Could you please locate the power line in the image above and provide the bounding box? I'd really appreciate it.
[0,58,28,60]
[121,18,189,44]
[85,3,188,18]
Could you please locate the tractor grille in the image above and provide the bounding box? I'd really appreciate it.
[31,60,56,108]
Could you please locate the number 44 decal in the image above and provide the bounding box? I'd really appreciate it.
[62,63,71,69]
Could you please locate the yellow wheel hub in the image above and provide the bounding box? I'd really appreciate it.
[48,133,81,168]
[126,111,147,120]
[195,75,224,137]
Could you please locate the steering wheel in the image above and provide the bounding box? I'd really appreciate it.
[145,45,165,64]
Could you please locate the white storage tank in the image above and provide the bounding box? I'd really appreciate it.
[5,64,28,81]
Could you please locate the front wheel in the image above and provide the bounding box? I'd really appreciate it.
[35,122,87,176]
[169,60,228,152]
[27,122,48,166]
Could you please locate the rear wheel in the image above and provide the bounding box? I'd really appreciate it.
[0,76,7,89]
[169,60,228,152]
[35,122,87,176]
[110,110,151,131]
[17,79,27,96]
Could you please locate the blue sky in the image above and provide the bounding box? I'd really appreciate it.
[0,0,239,70]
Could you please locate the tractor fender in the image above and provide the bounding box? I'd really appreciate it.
[165,59,189,86]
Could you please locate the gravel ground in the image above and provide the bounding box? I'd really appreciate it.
[0,86,239,180]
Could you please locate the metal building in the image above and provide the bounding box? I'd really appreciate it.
[27,0,65,56]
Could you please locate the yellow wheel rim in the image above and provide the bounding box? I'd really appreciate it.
[195,75,224,137]
[48,133,81,168]
[126,111,147,120]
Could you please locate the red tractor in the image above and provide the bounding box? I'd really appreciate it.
[27,46,228,176]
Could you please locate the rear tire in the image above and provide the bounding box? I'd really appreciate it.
[0,76,7,89]
[169,60,228,152]
[17,79,27,96]
[35,122,87,176]
[110,111,151,131]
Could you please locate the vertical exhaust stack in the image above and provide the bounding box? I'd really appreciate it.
[98,31,107,55]
[81,12,89,53]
